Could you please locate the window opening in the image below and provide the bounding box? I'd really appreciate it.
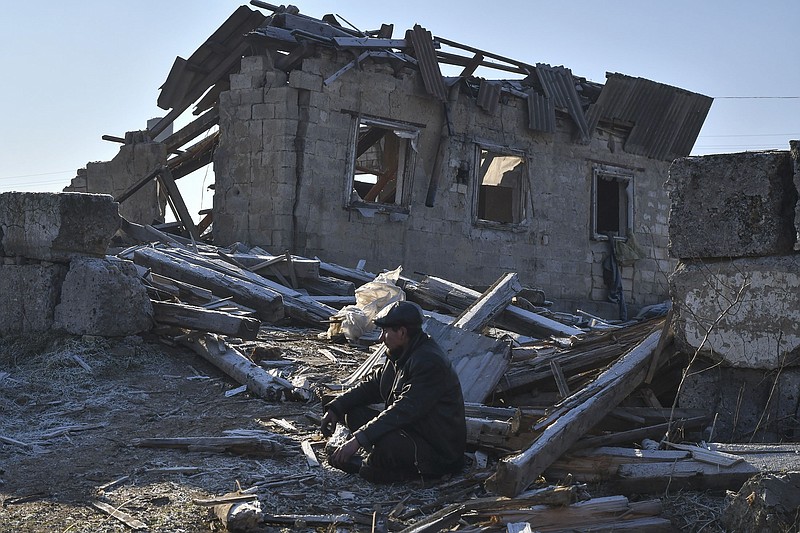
[592,168,632,239]
[348,117,418,208]
[475,148,528,224]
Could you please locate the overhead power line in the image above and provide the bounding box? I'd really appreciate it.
[699,133,800,138]
[0,170,73,181]
[714,96,800,99]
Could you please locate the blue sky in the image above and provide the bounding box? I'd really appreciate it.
[1,0,798,215]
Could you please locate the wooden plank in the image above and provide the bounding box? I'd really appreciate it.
[261,514,352,527]
[405,275,583,338]
[156,168,199,239]
[549,360,570,398]
[284,251,298,288]
[301,440,320,467]
[115,166,164,204]
[317,259,375,286]
[152,301,261,340]
[452,272,521,332]
[166,131,219,179]
[164,247,336,326]
[399,485,574,533]
[133,435,287,456]
[500,320,665,396]
[297,275,354,297]
[665,441,743,467]
[434,35,534,74]
[133,247,285,324]
[164,107,219,152]
[491,329,662,497]
[91,501,148,530]
[119,217,188,248]
[571,416,709,450]
[644,308,674,384]
[613,460,759,493]
[471,496,669,531]
[228,252,320,279]
[458,52,484,79]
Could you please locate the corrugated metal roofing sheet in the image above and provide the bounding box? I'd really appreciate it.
[527,91,555,133]
[535,64,591,142]
[477,80,501,114]
[409,25,447,102]
[585,73,712,161]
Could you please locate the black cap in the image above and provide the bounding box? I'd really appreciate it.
[373,301,424,327]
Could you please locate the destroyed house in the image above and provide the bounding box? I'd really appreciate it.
[69,3,712,316]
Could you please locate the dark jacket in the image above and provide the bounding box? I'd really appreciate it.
[327,332,466,473]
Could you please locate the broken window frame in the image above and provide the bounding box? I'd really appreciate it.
[472,143,531,229]
[591,166,634,241]
[344,114,421,213]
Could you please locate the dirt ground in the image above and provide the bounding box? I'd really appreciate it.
[0,328,728,532]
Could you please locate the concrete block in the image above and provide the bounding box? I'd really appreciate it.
[252,103,274,120]
[0,263,67,334]
[264,70,288,87]
[240,54,274,73]
[238,89,265,106]
[678,358,800,442]
[667,152,795,258]
[0,192,120,262]
[230,72,263,91]
[235,105,252,121]
[671,256,800,369]
[54,257,153,336]
[288,70,323,92]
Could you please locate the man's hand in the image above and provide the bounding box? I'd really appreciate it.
[320,410,339,438]
[329,437,360,469]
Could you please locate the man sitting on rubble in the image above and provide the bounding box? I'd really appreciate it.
[321,301,467,483]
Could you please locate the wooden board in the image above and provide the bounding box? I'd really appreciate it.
[491,329,662,496]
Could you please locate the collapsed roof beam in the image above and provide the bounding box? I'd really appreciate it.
[149,42,248,139]
[435,35,535,75]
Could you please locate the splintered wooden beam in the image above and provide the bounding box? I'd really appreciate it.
[164,107,219,153]
[152,301,261,340]
[133,435,287,456]
[133,247,285,323]
[186,334,293,402]
[458,52,484,78]
[452,272,521,332]
[490,328,663,497]
[157,167,199,240]
[115,166,164,204]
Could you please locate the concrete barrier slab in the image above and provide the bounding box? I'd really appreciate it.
[0,192,120,262]
[0,263,67,334]
[667,152,795,259]
[54,257,153,336]
[671,256,800,369]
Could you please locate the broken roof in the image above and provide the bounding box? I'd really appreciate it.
[151,2,712,162]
